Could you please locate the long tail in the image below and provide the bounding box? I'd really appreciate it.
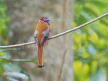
[37,45,44,68]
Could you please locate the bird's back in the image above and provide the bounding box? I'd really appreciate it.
[35,21,49,43]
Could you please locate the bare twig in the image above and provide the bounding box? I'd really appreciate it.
[0,13,108,49]
[57,0,68,81]
[58,49,67,81]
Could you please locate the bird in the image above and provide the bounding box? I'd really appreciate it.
[34,17,51,68]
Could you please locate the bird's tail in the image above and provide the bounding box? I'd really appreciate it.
[37,45,44,68]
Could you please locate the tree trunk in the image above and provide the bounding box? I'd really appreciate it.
[6,0,74,81]
[58,0,74,81]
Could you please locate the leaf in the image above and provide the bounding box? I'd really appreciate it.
[0,55,10,60]
[4,72,29,80]
[2,62,21,72]
[12,59,38,65]
[0,78,4,81]
[0,64,4,75]
[90,69,106,81]
[7,77,19,81]
[21,70,32,81]
[87,45,96,55]
[0,53,10,62]
[81,11,92,20]
[0,48,20,52]
[100,19,108,26]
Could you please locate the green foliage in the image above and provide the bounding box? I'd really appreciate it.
[73,0,108,81]
[0,0,38,81]
[0,0,9,40]
[0,51,38,81]
[12,59,38,65]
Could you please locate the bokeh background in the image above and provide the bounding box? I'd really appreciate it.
[0,0,108,81]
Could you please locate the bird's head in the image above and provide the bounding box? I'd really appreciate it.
[39,17,50,24]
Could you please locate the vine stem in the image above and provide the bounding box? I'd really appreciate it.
[0,13,108,49]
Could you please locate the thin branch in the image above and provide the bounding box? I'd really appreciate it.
[58,49,67,81]
[0,13,108,49]
[57,0,68,81]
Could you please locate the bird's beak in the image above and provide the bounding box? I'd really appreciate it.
[44,19,50,22]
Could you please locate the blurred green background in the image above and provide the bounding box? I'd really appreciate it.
[73,0,108,81]
[0,0,108,81]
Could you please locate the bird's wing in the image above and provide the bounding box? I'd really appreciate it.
[40,27,50,45]
[34,30,38,44]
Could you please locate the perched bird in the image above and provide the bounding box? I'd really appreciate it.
[34,17,51,68]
